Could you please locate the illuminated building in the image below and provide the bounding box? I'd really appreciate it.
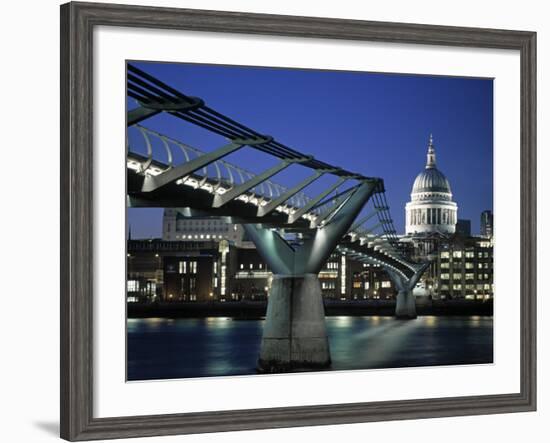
[162,209,247,246]
[405,135,458,236]
[432,237,494,300]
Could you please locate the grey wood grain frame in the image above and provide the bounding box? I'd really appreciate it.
[60,1,537,441]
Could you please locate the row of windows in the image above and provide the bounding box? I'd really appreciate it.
[440,273,492,280]
[127,280,156,294]
[441,262,491,269]
[239,263,264,270]
[440,283,492,291]
[175,225,230,232]
[322,281,336,290]
[441,251,491,259]
[176,234,224,240]
[179,261,198,274]
[128,241,210,251]
[180,276,197,291]
[178,220,225,226]
[352,281,385,289]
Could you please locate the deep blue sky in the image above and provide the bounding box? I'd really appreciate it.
[127,61,493,238]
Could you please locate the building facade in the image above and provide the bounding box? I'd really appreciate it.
[162,209,247,246]
[126,238,397,303]
[481,210,494,238]
[127,239,235,303]
[431,236,494,300]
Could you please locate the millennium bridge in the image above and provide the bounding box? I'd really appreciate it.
[126,64,429,372]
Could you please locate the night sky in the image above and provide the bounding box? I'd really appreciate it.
[127,61,493,239]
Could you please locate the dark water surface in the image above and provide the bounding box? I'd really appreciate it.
[127,316,493,381]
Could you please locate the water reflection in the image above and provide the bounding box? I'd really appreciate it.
[127,316,493,381]
[424,316,438,327]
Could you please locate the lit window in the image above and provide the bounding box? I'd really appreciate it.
[179,261,187,274]
[381,281,391,288]
[453,251,462,258]
[127,280,139,292]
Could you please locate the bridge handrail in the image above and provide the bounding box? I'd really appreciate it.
[128,125,324,215]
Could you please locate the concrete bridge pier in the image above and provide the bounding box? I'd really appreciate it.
[388,262,430,320]
[244,180,378,372]
[258,274,330,372]
[395,289,417,319]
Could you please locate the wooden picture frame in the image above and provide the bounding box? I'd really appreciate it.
[60,1,536,440]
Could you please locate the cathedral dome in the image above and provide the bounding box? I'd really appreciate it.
[412,167,451,194]
[410,134,452,197]
[404,134,458,236]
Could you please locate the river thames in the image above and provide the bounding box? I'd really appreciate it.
[127,315,493,380]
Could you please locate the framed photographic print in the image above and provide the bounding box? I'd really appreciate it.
[60,1,536,441]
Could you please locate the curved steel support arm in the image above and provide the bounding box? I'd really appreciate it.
[288,176,347,224]
[242,225,295,275]
[212,157,310,208]
[295,180,379,274]
[141,140,248,192]
[386,260,430,291]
